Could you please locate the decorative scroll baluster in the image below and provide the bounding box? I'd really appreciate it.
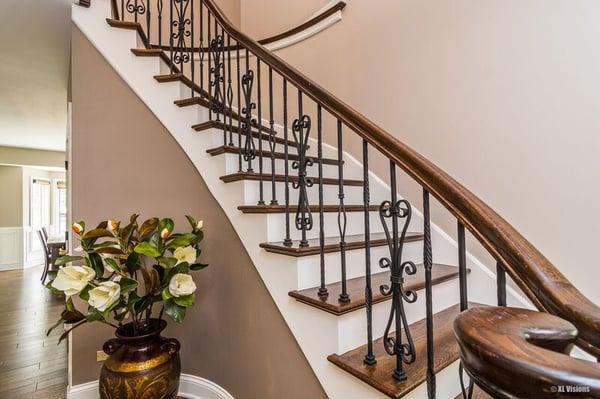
[256,59,265,205]
[199,2,204,93]
[283,80,292,246]
[241,62,256,172]
[457,221,474,398]
[226,34,234,146]
[209,34,224,123]
[363,140,375,364]
[189,0,194,97]
[292,92,313,247]
[337,121,349,303]
[423,189,436,398]
[317,106,327,298]
[268,67,278,205]
[497,262,507,306]
[171,0,191,73]
[379,162,417,381]
[207,12,212,120]
[157,0,163,46]
[126,0,145,22]
[169,0,173,73]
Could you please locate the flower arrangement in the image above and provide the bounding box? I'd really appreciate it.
[46,214,207,342]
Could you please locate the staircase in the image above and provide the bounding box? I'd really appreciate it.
[72,1,600,398]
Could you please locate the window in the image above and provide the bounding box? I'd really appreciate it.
[30,178,50,251]
[57,180,67,234]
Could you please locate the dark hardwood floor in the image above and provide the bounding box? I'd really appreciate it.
[0,266,67,398]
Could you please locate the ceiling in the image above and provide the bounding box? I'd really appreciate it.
[0,0,70,152]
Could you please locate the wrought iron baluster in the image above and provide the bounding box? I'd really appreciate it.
[423,189,436,398]
[458,221,468,311]
[363,139,375,364]
[268,67,278,205]
[236,42,242,171]
[146,0,150,42]
[241,56,256,173]
[337,121,349,303]
[157,0,163,46]
[227,34,234,146]
[256,59,265,205]
[207,12,212,120]
[189,0,194,97]
[210,33,224,123]
[199,1,204,94]
[317,106,327,298]
[379,161,417,381]
[125,0,145,28]
[283,80,292,246]
[171,0,191,74]
[121,0,124,21]
[292,91,313,247]
[169,0,173,73]
[497,262,507,306]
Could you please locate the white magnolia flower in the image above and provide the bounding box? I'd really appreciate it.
[168,273,197,297]
[173,246,196,265]
[196,220,204,230]
[52,266,96,296]
[160,228,171,240]
[107,220,119,233]
[88,281,121,312]
[72,222,84,235]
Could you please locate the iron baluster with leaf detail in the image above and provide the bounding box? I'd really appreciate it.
[171,0,191,68]
[379,168,417,381]
[209,35,225,117]
[292,115,314,247]
[126,0,145,19]
[241,70,256,172]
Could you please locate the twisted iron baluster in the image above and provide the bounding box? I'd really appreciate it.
[423,189,436,398]
[337,121,349,303]
[457,221,473,398]
[241,69,256,172]
[283,80,292,246]
[317,106,327,298]
[199,2,204,93]
[268,67,278,205]
[363,139,375,364]
[157,0,163,46]
[226,34,234,146]
[291,110,313,247]
[379,162,417,381]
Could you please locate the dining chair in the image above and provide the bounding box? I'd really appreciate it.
[38,230,51,283]
[41,227,49,242]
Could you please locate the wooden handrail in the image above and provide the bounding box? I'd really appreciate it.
[454,307,600,398]
[200,0,600,356]
[257,2,346,46]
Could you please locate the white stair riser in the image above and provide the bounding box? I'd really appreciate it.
[295,242,423,289]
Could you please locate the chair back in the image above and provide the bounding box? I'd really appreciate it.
[37,230,50,259]
[41,227,49,242]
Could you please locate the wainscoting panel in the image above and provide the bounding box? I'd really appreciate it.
[0,227,23,270]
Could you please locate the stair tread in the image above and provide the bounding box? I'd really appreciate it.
[328,303,484,398]
[198,122,300,147]
[209,145,337,165]
[131,48,163,56]
[289,263,460,315]
[154,73,184,82]
[261,231,423,257]
[238,204,379,213]
[221,171,363,186]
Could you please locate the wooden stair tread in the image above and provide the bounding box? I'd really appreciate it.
[209,145,337,165]
[261,231,423,257]
[290,264,460,315]
[154,73,184,82]
[131,48,163,56]
[238,204,379,213]
[221,171,363,186]
[106,19,141,30]
[197,121,298,147]
[328,303,483,398]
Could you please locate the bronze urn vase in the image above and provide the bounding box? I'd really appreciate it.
[99,319,181,399]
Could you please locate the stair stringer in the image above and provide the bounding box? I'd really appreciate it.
[72,2,531,398]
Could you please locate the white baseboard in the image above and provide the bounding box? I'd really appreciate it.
[67,373,234,399]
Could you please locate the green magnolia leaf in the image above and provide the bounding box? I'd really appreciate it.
[157,257,178,269]
[190,263,209,271]
[82,228,114,240]
[79,284,93,301]
[139,217,159,239]
[96,221,109,229]
[47,317,64,336]
[86,310,104,322]
[104,258,121,273]
[88,253,104,277]
[164,299,186,323]
[94,247,125,255]
[54,255,83,266]
[162,287,173,301]
[134,294,153,313]
[185,215,197,231]
[166,233,198,249]
[173,293,195,307]
[134,242,162,258]
[125,252,140,275]
[163,263,190,285]
[118,277,138,294]
[158,218,174,235]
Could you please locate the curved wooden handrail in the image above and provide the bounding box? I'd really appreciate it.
[200,0,600,356]
[257,1,346,46]
[454,307,600,398]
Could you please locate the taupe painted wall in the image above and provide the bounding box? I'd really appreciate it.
[70,25,325,398]
[0,146,65,169]
[240,0,600,305]
[0,166,23,227]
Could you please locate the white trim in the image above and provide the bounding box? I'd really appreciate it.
[0,227,23,270]
[67,374,234,399]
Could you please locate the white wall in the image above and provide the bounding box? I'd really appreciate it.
[240,0,600,305]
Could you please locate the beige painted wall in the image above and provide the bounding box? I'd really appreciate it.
[238,0,600,305]
[240,0,323,39]
[0,146,65,169]
[0,166,23,227]
[70,25,326,398]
